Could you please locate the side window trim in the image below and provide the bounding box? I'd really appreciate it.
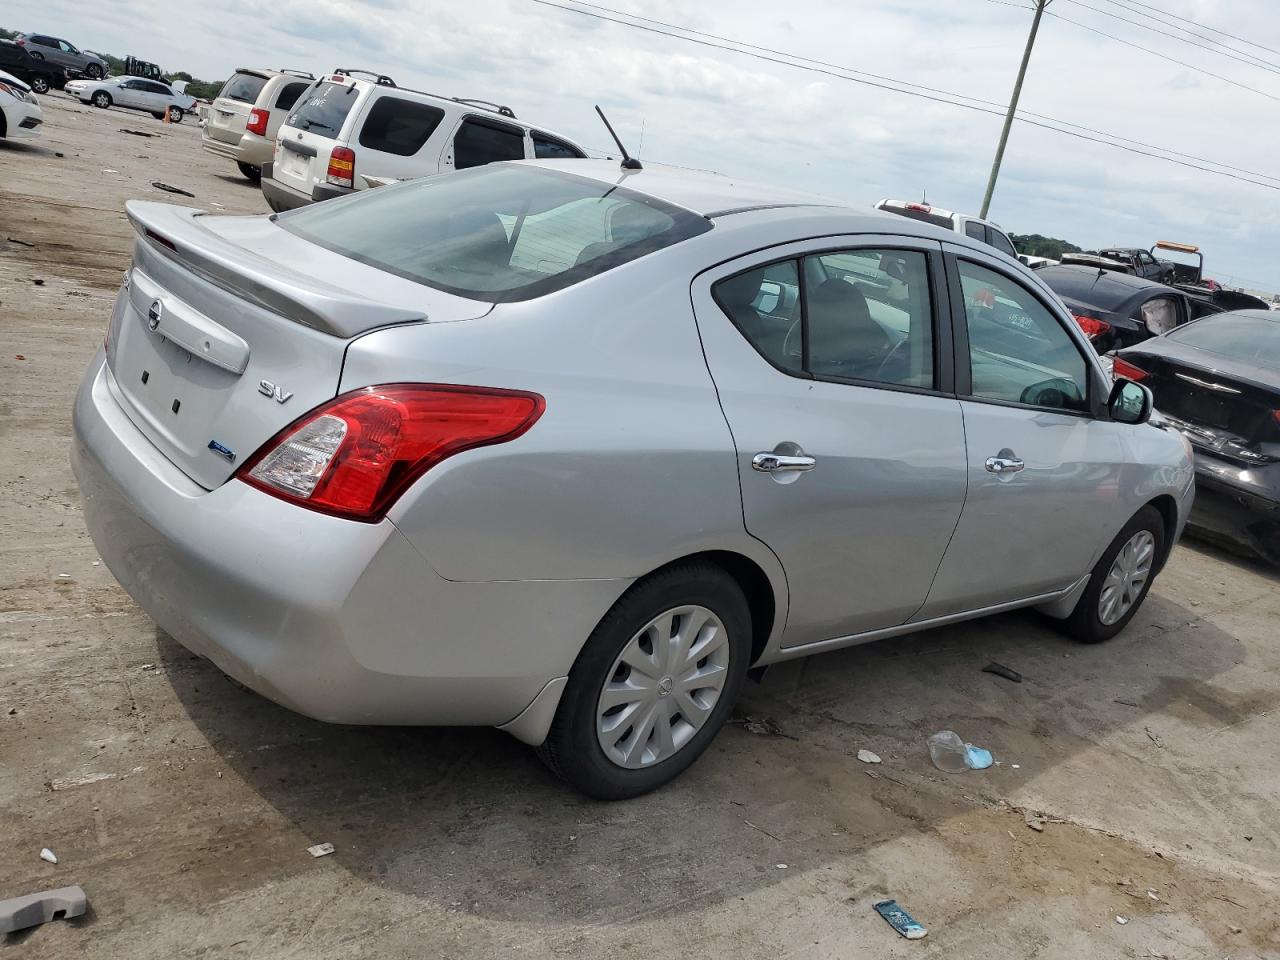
[709,238,955,398]
[943,249,1104,418]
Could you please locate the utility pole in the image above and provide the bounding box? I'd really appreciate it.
[980,0,1051,219]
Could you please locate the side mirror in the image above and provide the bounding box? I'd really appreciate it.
[1109,377,1153,425]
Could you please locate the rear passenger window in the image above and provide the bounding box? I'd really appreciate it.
[532,133,582,159]
[990,230,1018,258]
[958,260,1089,412]
[359,97,445,156]
[454,117,525,169]
[714,250,935,388]
[275,82,309,111]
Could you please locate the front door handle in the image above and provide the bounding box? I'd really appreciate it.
[985,452,1025,474]
[752,452,817,473]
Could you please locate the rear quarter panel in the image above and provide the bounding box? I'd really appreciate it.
[337,245,779,589]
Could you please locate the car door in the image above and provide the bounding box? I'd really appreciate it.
[919,246,1126,617]
[57,40,82,70]
[112,80,143,108]
[691,237,968,646]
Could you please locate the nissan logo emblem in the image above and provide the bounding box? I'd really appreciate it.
[147,299,163,331]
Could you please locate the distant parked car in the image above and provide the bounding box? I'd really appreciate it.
[1060,247,1171,282]
[1018,255,1058,270]
[1114,310,1280,564]
[202,68,316,182]
[0,39,65,94]
[874,199,1020,261]
[65,75,196,121]
[260,69,587,211]
[1038,264,1221,353]
[0,69,44,140]
[12,33,106,79]
[73,160,1192,799]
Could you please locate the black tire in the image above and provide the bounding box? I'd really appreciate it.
[538,562,751,800]
[168,107,184,123]
[29,51,44,61]
[92,91,112,109]
[238,162,262,183]
[85,63,103,79]
[1065,506,1165,644]
[30,75,50,95]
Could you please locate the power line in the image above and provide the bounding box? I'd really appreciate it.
[987,0,1280,100]
[1060,0,1280,76]
[1041,7,1280,101]
[537,0,1280,189]
[1092,0,1280,60]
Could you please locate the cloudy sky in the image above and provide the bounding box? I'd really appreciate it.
[20,0,1280,290]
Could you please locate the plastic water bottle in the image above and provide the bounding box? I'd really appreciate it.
[928,730,993,772]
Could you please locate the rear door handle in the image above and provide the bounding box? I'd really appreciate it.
[752,453,817,473]
[985,454,1025,474]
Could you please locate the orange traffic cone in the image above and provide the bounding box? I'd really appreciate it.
[163,106,171,124]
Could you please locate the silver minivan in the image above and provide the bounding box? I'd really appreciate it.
[73,160,1194,799]
[260,70,586,212]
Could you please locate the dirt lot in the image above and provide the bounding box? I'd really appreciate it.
[1,94,1278,959]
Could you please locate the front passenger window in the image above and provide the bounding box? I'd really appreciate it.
[959,260,1090,413]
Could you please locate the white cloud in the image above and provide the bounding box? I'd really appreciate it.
[23,0,1280,289]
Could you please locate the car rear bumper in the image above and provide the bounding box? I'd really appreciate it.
[201,131,272,167]
[72,353,627,733]
[1187,454,1280,562]
[259,162,353,212]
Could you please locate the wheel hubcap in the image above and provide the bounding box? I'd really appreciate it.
[1098,530,1155,625]
[596,604,730,769]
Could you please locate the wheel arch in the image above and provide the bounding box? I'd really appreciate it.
[1145,493,1180,573]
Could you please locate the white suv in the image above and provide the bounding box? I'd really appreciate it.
[874,199,1020,261]
[261,69,587,212]
[201,68,316,182]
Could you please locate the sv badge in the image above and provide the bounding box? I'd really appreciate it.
[258,379,293,404]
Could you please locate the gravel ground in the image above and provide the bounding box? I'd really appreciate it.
[1,94,1278,959]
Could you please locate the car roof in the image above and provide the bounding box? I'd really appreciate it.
[529,159,849,218]
[1037,264,1175,308]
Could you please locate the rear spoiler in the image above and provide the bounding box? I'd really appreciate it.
[124,201,426,338]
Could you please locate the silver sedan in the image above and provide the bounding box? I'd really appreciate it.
[72,160,1194,798]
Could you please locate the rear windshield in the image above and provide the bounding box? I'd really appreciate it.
[1167,313,1280,365]
[278,164,712,302]
[219,71,268,104]
[287,81,358,137]
[878,203,953,231]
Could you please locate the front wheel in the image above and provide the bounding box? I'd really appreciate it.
[1065,506,1165,643]
[30,75,50,95]
[84,63,104,79]
[92,91,111,109]
[538,562,751,799]
[237,161,262,182]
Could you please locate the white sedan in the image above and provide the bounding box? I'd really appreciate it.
[0,69,43,139]
[65,75,195,122]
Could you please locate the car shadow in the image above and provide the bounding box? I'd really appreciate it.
[1180,533,1280,582]
[210,173,262,191]
[155,579,1261,925]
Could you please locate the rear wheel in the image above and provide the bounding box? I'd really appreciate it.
[92,91,111,109]
[30,75,50,95]
[238,162,262,182]
[1065,506,1164,643]
[538,562,751,799]
[85,63,104,79]
[29,51,44,61]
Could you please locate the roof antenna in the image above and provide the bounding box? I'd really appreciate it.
[595,105,642,170]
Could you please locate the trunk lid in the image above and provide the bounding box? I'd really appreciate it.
[271,78,364,196]
[107,201,491,489]
[1135,349,1280,461]
[206,70,268,145]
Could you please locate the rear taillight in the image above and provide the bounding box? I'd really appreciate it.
[238,384,545,522]
[1112,357,1149,382]
[246,108,269,136]
[326,146,355,188]
[1072,313,1112,341]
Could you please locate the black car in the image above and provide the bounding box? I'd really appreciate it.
[1037,264,1220,354]
[0,39,65,94]
[1114,310,1280,564]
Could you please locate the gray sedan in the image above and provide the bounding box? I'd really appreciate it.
[72,160,1194,798]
